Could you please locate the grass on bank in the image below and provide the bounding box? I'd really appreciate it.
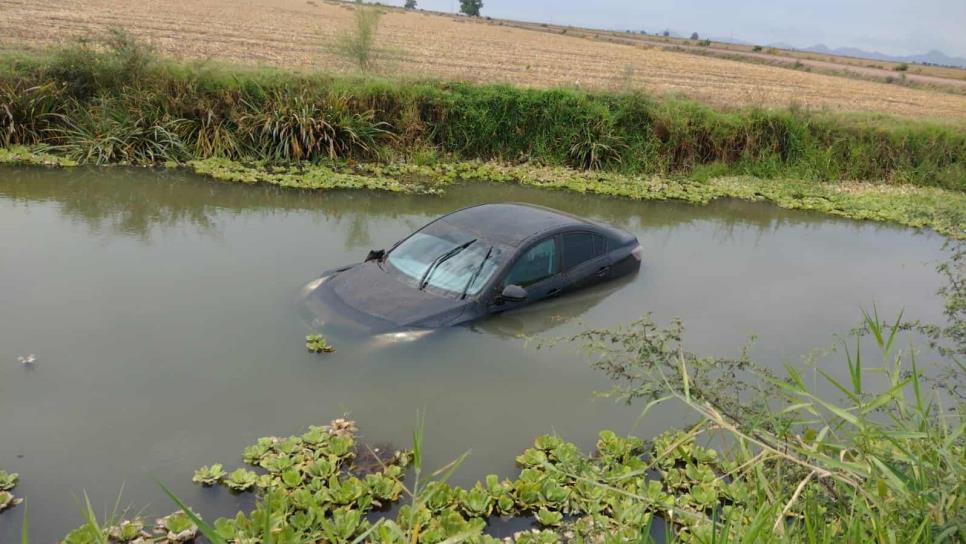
[1,31,965,189]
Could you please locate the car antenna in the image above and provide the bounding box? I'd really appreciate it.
[461,245,493,299]
[419,239,477,291]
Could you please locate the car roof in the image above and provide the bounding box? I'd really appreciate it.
[438,203,593,246]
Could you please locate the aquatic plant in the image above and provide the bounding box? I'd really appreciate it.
[107,519,149,542]
[0,491,21,513]
[0,470,20,515]
[305,334,336,353]
[191,464,226,487]
[155,511,198,542]
[223,468,259,492]
[170,414,757,542]
[0,470,18,491]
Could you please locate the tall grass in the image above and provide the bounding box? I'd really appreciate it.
[1,31,965,189]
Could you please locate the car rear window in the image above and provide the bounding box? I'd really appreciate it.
[562,232,606,270]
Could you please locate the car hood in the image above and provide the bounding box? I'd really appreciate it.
[308,261,470,334]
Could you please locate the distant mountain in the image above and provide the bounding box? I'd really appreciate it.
[772,43,966,69]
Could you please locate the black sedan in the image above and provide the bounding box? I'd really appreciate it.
[301,203,641,340]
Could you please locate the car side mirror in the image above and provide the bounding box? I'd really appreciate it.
[501,284,528,302]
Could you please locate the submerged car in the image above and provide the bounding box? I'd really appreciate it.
[301,203,642,339]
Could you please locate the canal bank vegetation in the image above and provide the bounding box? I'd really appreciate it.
[1,31,965,237]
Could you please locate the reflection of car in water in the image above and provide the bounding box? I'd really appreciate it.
[300,203,642,343]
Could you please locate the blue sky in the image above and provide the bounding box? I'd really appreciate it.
[391,0,966,57]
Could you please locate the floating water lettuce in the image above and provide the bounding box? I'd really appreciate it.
[305,334,335,353]
[156,511,199,542]
[534,507,563,527]
[0,470,18,492]
[107,519,148,542]
[75,419,753,542]
[0,491,21,513]
[224,468,259,492]
[191,463,226,486]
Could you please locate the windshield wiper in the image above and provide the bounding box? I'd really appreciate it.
[419,239,477,290]
[461,246,493,299]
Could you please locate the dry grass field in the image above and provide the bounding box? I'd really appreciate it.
[3,0,966,120]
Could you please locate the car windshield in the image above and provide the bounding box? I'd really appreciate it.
[387,228,503,296]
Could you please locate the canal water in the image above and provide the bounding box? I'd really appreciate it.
[0,167,948,540]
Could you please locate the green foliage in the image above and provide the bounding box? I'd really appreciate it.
[404,0,417,8]
[459,0,483,16]
[306,333,336,353]
[224,468,259,492]
[895,63,910,72]
[191,464,226,486]
[0,491,22,513]
[2,35,966,193]
[0,470,20,515]
[0,470,18,491]
[336,6,383,72]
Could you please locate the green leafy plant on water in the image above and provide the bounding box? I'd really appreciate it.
[0,470,21,514]
[306,333,336,353]
[0,470,18,491]
[223,468,259,492]
[60,412,768,542]
[0,490,22,513]
[191,464,226,487]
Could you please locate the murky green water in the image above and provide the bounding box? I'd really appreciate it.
[0,167,948,540]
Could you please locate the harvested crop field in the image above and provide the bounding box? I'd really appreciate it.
[3,0,966,120]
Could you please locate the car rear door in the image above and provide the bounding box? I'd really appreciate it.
[560,230,611,292]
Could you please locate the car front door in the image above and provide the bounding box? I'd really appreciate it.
[489,236,566,313]
[560,231,611,292]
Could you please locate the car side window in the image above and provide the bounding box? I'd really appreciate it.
[502,238,558,287]
[562,232,606,271]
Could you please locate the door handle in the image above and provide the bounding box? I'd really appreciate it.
[547,288,561,297]
[596,266,610,277]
